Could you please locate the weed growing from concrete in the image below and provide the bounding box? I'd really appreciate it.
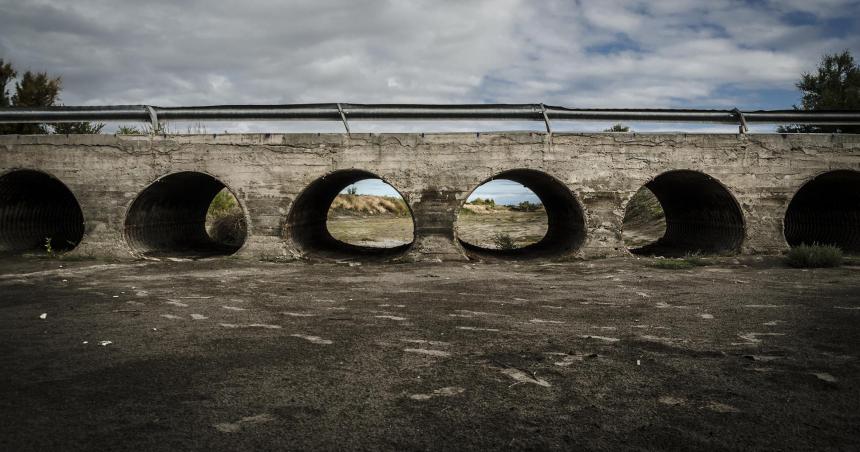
[43,237,54,256]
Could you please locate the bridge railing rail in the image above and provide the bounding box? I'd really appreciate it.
[1,104,859,134]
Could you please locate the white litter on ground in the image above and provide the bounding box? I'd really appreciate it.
[409,387,465,400]
[456,326,500,332]
[812,372,838,383]
[500,368,551,387]
[247,323,282,329]
[290,334,333,345]
[281,312,315,317]
[403,348,451,357]
[375,315,407,321]
[214,413,274,433]
[734,332,785,345]
[401,339,451,347]
[580,335,620,343]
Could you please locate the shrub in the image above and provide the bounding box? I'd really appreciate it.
[624,188,664,223]
[208,189,238,218]
[510,200,543,212]
[786,243,843,268]
[470,197,495,207]
[492,232,517,250]
[117,125,142,135]
[604,123,631,132]
[208,212,247,247]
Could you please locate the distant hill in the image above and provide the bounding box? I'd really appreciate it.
[329,194,409,216]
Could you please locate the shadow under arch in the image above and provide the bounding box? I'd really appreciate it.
[286,169,415,257]
[0,169,85,254]
[625,169,745,256]
[784,169,860,252]
[456,169,586,258]
[124,171,247,257]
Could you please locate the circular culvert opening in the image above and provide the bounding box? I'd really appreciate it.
[784,170,860,253]
[623,170,744,256]
[124,172,247,257]
[456,169,585,258]
[0,169,85,254]
[286,170,414,257]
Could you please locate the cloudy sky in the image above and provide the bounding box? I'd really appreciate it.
[1,0,858,198]
[2,1,858,109]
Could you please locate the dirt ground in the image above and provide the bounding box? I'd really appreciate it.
[1,255,859,451]
[327,215,414,248]
[456,211,548,248]
[327,210,549,249]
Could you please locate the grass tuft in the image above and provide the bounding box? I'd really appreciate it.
[492,232,517,250]
[786,243,843,268]
[647,254,713,270]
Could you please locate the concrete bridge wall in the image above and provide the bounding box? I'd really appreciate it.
[0,132,858,261]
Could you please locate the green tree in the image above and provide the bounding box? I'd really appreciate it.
[604,123,630,132]
[778,50,860,134]
[0,60,103,135]
[54,122,105,134]
[0,59,15,108]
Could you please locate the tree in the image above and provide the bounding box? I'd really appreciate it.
[0,59,103,135]
[604,123,630,132]
[0,59,15,108]
[7,70,61,134]
[54,122,105,134]
[778,50,860,134]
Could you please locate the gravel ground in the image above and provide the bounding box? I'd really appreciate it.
[1,255,858,451]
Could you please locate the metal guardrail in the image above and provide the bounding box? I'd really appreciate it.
[1,104,859,134]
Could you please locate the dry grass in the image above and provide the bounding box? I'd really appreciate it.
[457,210,548,249]
[330,194,409,216]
